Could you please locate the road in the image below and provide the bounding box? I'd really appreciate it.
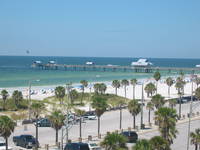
[8,100,200,150]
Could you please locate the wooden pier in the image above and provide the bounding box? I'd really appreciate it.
[31,63,200,74]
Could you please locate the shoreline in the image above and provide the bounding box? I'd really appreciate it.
[0,73,196,101]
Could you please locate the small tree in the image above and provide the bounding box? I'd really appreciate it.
[168,99,177,109]
[12,90,23,107]
[48,110,65,144]
[75,109,86,138]
[195,87,200,100]
[153,71,161,94]
[0,116,16,150]
[31,102,45,149]
[121,79,129,98]
[128,100,141,129]
[80,80,88,104]
[69,89,79,104]
[150,136,171,150]
[166,77,174,98]
[144,83,156,97]
[101,132,127,150]
[132,139,151,150]
[146,101,154,125]
[130,79,137,99]
[112,80,120,95]
[151,94,165,109]
[190,128,200,150]
[1,90,9,110]
[55,86,65,104]
[91,96,108,137]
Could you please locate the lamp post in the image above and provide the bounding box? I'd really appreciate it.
[140,82,144,129]
[28,79,40,120]
[186,74,195,150]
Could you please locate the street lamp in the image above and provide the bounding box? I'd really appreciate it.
[186,74,197,150]
[28,79,40,120]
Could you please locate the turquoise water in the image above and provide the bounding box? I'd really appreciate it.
[0,56,200,87]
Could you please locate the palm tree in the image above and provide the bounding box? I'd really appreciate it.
[144,83,156,97]
[146,102,154,125]
[130,79,137,99]
[132,139,152,150]
[121,79,129,98]
[100,132,127,150]
[1,90,9,110]
[80,80,88,104]
[0,115,16,150]
[168,99,177,109]
[69,89,79,104]
[91,96,108,137]
[151,94,165,109]
[166,77,174,98]
[194,77,200,88]
[195,87,200,100]
[112,80,120,95]
[190,128,200,150]
[75,109,86,138]
[99,83,107,94]
[48,110,65,144]
[116,99,126,130]
[155,107,178,144]
[153,71,161,94]
[150,136,171,150]
[31,102,45,149]
[175,77,185,119]
[55,86,65,104]
[128,100,141,129]
[12,90,23,107]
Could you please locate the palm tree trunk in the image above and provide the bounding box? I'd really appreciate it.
[119,108,122,129]
[133,85,135,100]
[81,88,84,104]
[80,117,82,138]
[98,117,100,138]
[3,99,6,110]
[168,86,170,98]
[179,95,182,119]
[195,144,197,150]
[5,137,8,150]
[133,115,136,129]
[56,129,58,144]
[156,81,158,94]
[148,109,151,125]
[115,88,117,95]
[36,117,39,149]
[124,86,126,98]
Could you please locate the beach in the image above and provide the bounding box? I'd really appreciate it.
[0,74,197,103]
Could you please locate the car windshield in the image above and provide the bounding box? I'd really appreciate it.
[89,143,98,147]
[80,145,89,150]
[0,143,6,146]
[25,136,33,140]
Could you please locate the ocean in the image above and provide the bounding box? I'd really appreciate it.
[0,56,200,88]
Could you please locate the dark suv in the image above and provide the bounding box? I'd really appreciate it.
[36,118,52,127]
[64,143,89,150]
[121,131,138,143]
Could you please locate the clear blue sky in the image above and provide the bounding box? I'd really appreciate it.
[0,0,200,58]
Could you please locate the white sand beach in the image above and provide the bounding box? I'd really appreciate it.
[0,75,198,103]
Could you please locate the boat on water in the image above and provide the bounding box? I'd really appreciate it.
[86,61,94,65]
[196,64,200,68]
[131,59,153,67]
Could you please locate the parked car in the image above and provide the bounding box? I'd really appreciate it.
[0,138,12,150]
[88,142,101,150]
[36,118,52,127]
[64,142,89,150]
[82,111,96,120]
[121,131,138,143]
[13,134,39,149]
[22,118,37,125]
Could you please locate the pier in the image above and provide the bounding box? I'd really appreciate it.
[31,62,200,74]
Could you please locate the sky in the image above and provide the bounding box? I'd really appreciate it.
[0,0,200,58]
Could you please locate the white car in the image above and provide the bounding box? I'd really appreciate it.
[0,138,12,150]
[88,143,101,150]
[83,115,96,120]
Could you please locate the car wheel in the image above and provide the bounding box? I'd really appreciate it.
[25,144,29,149]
